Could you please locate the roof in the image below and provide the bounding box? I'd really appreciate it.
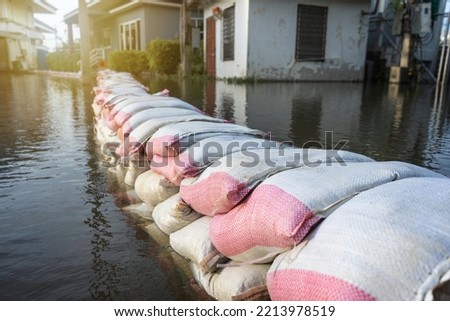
[34,18,56,34]
[32,0,57,14]
[64,0,181,25]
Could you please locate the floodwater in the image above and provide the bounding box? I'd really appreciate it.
[0,73,449,300]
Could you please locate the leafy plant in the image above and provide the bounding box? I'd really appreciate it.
[146,39,180,75]
[47,51,80,72]
[107,50,148,76]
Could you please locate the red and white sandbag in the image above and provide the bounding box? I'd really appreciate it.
[267,177,450,301]
[180,148,374,216]
[147,121,263,158]
[151,135,282,185]
[210,161,445,263]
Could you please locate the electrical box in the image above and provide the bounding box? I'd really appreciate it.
[411,3,432,34]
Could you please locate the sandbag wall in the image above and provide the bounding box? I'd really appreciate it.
[92,70,450,301]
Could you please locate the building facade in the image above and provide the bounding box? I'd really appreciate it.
[0,0,56,71]
[195,0,371,81]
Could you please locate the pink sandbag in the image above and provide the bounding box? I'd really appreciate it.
[116,116,226,157]
[147,121,263,158]
[209,161,444,263]
[180,148,374,216]
[267,177,450,301]
[151,135,281,185]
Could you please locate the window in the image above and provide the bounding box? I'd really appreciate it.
[102,28,111,47]
[222,6,235,61]
[120,20,141,50]
[295,5,328,61]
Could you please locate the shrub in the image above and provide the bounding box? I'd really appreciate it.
[146,39,180,75]
[108,50,148,76]
[190,46,204,76]
[47,51,80,72]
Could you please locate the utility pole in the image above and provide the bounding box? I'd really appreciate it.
[390,0,414,83]
[78,0,91,84]
[180,0,192,78]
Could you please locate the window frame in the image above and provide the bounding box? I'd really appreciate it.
[295,4,328,62]
[222,5,235,62]
[119,19,141,51]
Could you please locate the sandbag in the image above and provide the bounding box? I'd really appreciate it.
[169,216,226,273]
[190,263,270,301]
[121,108,201,138]
[148,121,263,157]
[152,193,202,235]
[117,115,226,157]
[151,135,283,185]
[111,99,202,131]
[180,148,374,216]
[210,161,445,263]
[134,169,179,206]
[267,177,450,301]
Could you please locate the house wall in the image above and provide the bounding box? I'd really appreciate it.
[93,5,180,52]
[0,0,38,70]
[247,0,371,81]
[203,0,249,79]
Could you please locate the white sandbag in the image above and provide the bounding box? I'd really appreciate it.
[124,158,150,187]
[117,115,226,157]
[190,263,270,301]
[151,135,284,185]
[121,202,154,221]
[169,216,226,273]
[180,148,374,216]
[210,161,445,263]
[267,177,450,301]
[134,169,179,206]
[152,193,202,235]
[121,107,201,135]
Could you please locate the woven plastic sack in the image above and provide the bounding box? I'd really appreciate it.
[180,148,374,216]
[190,263,270,301]
[170,216,226,273]
[134,169,179,206]
[151,135,281,185]
[148,121,263,158]
[121,108,201,139]
[210,161,445,263]
[117,115,226,157]
[106,98,200,132]
[152,193,202,235]
[267,177,450,301]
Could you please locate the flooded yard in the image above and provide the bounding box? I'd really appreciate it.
[0,73,449,300]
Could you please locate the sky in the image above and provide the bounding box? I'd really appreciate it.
[35,0,79,51]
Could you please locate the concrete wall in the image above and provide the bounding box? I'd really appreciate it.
[93,5,180,52]
[203,0,249,79]
[247,0,371,81]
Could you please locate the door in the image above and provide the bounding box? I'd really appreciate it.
[206,17,216,77]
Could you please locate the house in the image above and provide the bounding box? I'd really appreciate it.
[188,0,372,81]
[63,0,187,66]
[0,0,56,71]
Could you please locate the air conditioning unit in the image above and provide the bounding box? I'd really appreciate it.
[411,3,432,34]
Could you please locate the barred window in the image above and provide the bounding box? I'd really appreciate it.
[223,6,235,61]
[295,5,328,61]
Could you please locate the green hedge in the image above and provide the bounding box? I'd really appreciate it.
[47,51,80,72]
[146,39,180,75]
[107,50,148,76]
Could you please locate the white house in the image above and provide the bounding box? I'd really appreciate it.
[0,0,56,71]
[191,0,371,81]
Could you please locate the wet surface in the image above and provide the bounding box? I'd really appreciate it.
[0,73,449,300]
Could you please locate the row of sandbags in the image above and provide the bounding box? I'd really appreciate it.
[93,70,450,301]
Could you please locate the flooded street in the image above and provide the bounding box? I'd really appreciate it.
[0,73,449,300]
